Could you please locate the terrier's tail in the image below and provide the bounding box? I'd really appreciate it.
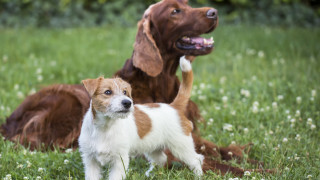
[170,56,194,112]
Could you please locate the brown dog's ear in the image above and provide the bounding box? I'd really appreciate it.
[82,77,103,97]
[132,15,163,77]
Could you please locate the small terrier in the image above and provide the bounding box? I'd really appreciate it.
[79,56,203,180]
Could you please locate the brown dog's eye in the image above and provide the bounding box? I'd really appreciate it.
[123,90,127,95]
[104,90,112,95]
[171,9,181,15]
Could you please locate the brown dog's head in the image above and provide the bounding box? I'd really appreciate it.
[133,0,218,77]
[82,77,133,119]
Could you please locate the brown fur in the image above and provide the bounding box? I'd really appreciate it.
[134,106,152,139]
[145,103,160,108]
[0,0,271,176]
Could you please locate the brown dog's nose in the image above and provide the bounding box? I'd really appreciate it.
[207,9,218,19]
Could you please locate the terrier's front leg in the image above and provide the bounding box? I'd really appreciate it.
[83,155,102,180]
[108,154,129,180]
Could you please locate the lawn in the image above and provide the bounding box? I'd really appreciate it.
[0,25,319,179]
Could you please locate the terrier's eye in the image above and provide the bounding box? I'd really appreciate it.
[104,90,112,95]
[123,90,127,95]
[172,9,181,15]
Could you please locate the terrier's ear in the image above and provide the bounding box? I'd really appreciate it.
[82,77,103,97]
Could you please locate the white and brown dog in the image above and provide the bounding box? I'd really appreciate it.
[79,56,203,180]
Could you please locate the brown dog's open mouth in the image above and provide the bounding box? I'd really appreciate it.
[176,36,214,51]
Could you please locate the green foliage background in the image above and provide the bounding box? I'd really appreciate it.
[0,0,319,27]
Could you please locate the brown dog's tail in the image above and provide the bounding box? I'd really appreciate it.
[170,56,193,112]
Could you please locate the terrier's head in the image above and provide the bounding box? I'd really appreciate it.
[82,76,133,119]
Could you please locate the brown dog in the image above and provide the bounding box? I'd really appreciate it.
[1,0,266,176]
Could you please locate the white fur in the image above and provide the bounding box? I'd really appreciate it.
[79,103,203,180]
[180,56,192,72]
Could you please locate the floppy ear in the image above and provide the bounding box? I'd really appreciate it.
[132,15,163,77]
[82,77,103,97]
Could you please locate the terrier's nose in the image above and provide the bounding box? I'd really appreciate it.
[121,99,132,109]
[207,8,218,20]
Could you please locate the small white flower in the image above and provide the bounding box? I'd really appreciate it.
[2,55,8,62]
[277,95,284,100]
[251,76,257,81]
[307,175,313,178]
[296,96,302,104]
[222,96,228,103]
[243,128,249,134]
[253,101,259,107]
[38,167,45,172]
[272,102,278,110]
[266,106,270,111]
[23,177,29,180]
[310,97,314,101]
[36,176,42,180]
[230,110,236,116]
[36,68,42,74]
[64,159,69,165]
[307,118,313,125]
[215,106,221,110]
[219,88,224,94]
[50,61,57,66]
[28,88,36,95]
[244,170,251,176]
[223,123,233,131]
[283,138,288,143]
[252,106,259,114]
[17,163,23,169]
[231,141,236,145]
[199,83,206,89]
[285,110,290,114]
[290,118,296,123]
[295,110,300,117]
[295,134,301,141]
[258,51,265,58]
[311,90,316,97]
[37,75,43,82]
[17,91,24,99]
[268,82,273,87]
[284,167,290,171]
[14,84,19,90]
[240,89,250,97]
[311,124,316,130]
[228,151,233,156]
[269,130,274,135]
[26,160,32,168]
[219,76,227,84]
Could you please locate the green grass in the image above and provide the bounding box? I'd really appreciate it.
[0,25,319,179]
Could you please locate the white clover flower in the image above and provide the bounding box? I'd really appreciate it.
[26,160,32,168]
[266,106,270,111]
[50,61,57,66]
[23,177,29,180]
[307,118,313,125]
[240,89,250,97]
[28,88,36,95]
[310,97,314,101]
[230,110,236,116]
[2,55,8,62]
[219,76,227,84]
[228,151,233,156]
[222,96,228,103]
[253,101,259,107]
[258,51,265,58]
[199,83,206,89]
[282,138,288,143]
[36,68,42,74]
[307,175,313,178]
[311,124,316,130]
[38,167,45,173]
[223,123,233,131]
[284,167,290,171]
[311,90,316,97]
[244,171,251,176]
[295,110,300,117]
[197,90,202,95]
[272,102,278,110]
[246,48,256,55]
[14,84,19,90]
[296,96,302,104]
[230,133,234,137]
[4,174,12,180]
[17,91,24,99]
[215,106,221,110]
[269,130,274,135]
[243,128,249,134]
[285,110,290,114]
[268,82,273,87]
[219,88,224,94]
[295,134,301,141]
[231,141,236,145]
[290,118,296,123]
[251,76,257,81]
[277,95,284,100]
[36,176,42,180]
[17,163,23,169]
[64,159,69,165]
[252,106,259,114]
[37,75,43,82]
